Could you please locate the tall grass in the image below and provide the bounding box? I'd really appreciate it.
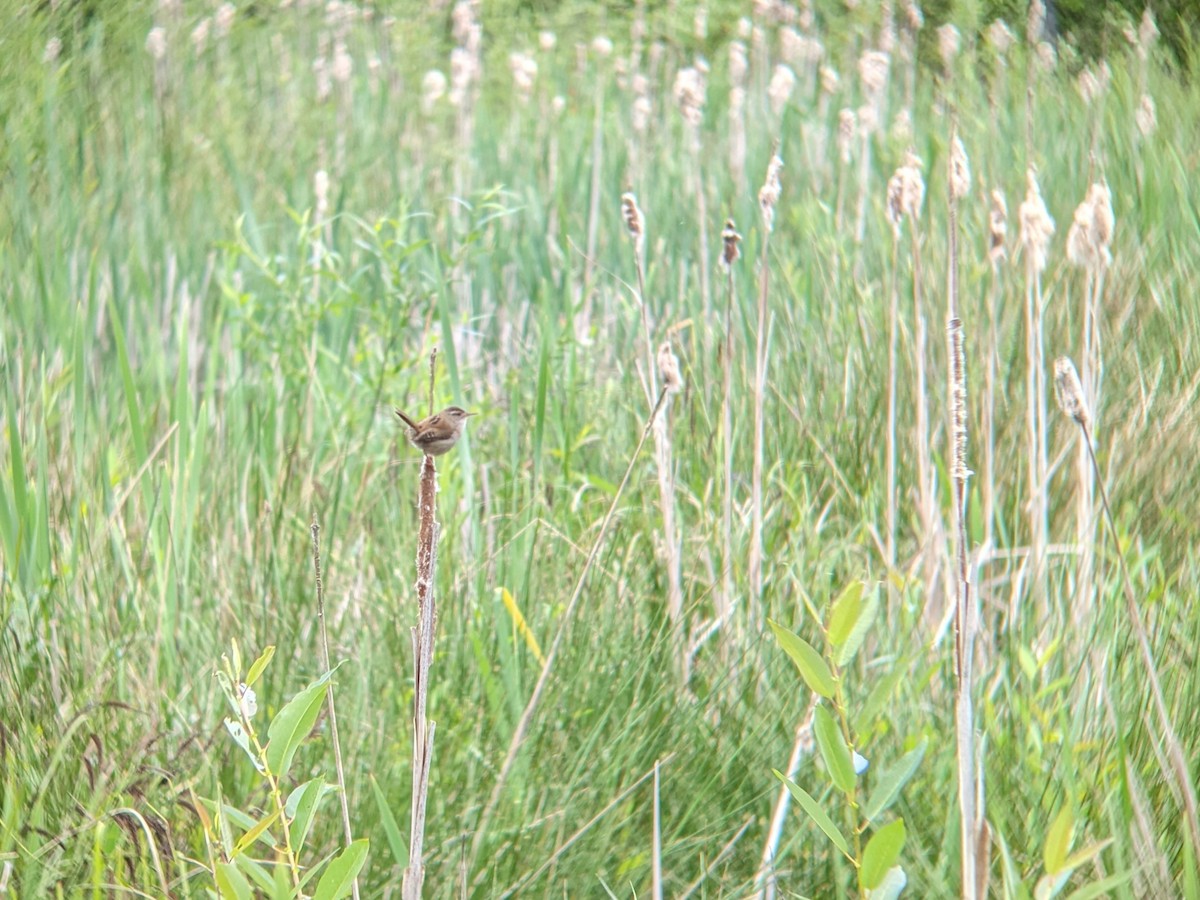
[2,2,1200,896]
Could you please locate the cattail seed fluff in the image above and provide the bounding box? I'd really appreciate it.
[621,192,645,256]
[657,341,683,393]
[1053,356,1089,428]
[721,219,742,269]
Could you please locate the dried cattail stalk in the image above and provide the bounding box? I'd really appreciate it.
[1138,9,1159,59]
[621,192,646,256]
[721,219,743,269]
[1018,168,1054,274]
[758,152,784,232]
[657,342,683,393]
[949,136,970,201]
[422,70,447,112]
[146,25,167,61]
[1053,356,1089,427]
[988,189,1007,263]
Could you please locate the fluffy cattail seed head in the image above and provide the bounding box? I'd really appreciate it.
[758,152,784,232]
[621,192,645,255]
[1053,356,1089,427]
[1136,94,1157,136]
[837,108,857,163]
[988,189,1007,263]
[721,219,742,269]
[657,341,683,393]
[949,136,970,201]
[1018,168,1054,274]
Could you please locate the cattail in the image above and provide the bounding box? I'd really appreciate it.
[214,2,236,39]
[948,317,970,480]
[633,94,653,132]
[721,219,742,269]
[758,152,784,233]
[988,189,1007,263]
[673,66,706,127]
[314,55,332,103]
[191,18,211,55]
[1077,64,1110,106]
[938,23,961,68]
[949,136,970,201]
[900,0,923,31]
[1138,9,1159,59]
[1067,182,1113,272]
[449,47,475,106]
[551,95,566,116]
[1053,357,1089,427]
[737,17,753,40]
[1136,94,1157,137]
[858,49,890,96]
[819,65,839,94]
[314,169,330,224]
[857,102,879,135]
[146,26,167,61]
[539,30,556,51]
[837,108,857,162]
[44,36,62,63]
[886,151,924,236]
[508,51,537,101]
[891,109,913,143]
[1018,168,1054,274]
[694,6,708,40]
[987,19,1015,58]
[1035,41,1056,72]
[621,192,645,256]
[422,69,447,112]
[331,40,352,84]
[591,36,614,58]
[658,342,683,393]
[768,65,797,115]
[730,41,749,85]
[1027,0,1046,44]
[1089,182,1114,255]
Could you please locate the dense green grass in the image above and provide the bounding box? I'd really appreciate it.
[2,2,1200,897]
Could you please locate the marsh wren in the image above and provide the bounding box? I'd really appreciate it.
[395,406,476,457]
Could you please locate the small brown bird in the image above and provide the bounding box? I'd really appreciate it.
[395,406,476,457]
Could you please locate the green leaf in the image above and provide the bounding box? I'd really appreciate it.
[773,769,850,859]
[265,666,340,780]
[312,838,369,900]
[827,581,864,647]
[215,860,253,900]
[286,779,329,855]
[1044,806,1073,874]
[854,667,904,735]
[223,719,265,774]
[863,740,927,822]
[860,819,907,890]
[370,774,409,867]
[813,705,855,794]
[835,588,878,668]
[1064,871,1133,900]
[768,620,836,698]
[232,808,281,857]
[245,646,276,687]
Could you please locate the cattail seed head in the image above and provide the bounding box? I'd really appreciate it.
[422,69,447,111]
[768,64,797,115]
[673,66,706,127]
[758,152,784,233]
[1053,356,1089,427]
[657,341,683,393]
[1027,0,1046,45]
[949,136,970,201]
[837,108,857,163]
[721,219,742,269]
[858,49,890,96]
[146,26,167,61]
[938,23,961,68]
[1136,94,1157,137]
[1018,168,1054,274]
[621,192,645,255]
[988,189,1007,263]
[44,35,63,63]
[987,19,1015,58]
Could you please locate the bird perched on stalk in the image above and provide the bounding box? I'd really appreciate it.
[395,406,476,457]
